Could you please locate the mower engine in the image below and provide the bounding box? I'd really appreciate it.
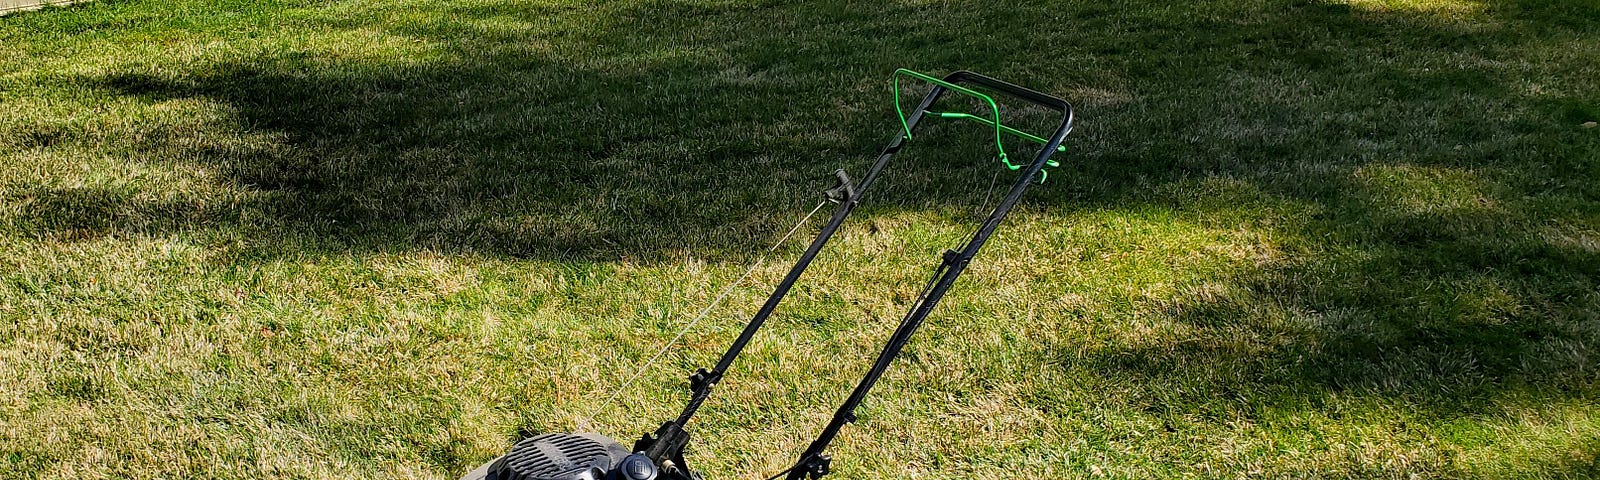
[461,433,658,480]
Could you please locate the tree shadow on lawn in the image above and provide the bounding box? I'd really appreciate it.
[9,0,1599,465]
[29,0,1121,261]
[1061,187,1599,412]
[1025,0,1600,463]
[19,0,1593,260]
[19,1,944,262]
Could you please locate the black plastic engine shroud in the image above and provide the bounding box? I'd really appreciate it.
[477,433,630,480]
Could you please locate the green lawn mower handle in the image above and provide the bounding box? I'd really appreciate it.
[893,69,1073,181]
[494,70,1077,480]
[778,71,1073,480]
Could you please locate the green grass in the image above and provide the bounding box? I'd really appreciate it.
[2,0,1598,477]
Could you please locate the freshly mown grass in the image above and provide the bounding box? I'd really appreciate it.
[2,0,1597,478]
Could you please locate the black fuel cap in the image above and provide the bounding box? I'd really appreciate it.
[616,453,657,480]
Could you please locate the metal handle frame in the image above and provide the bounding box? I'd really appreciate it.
[781,71,1074,480]
[637,70,1073,480]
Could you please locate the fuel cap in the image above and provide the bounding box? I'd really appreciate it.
[616,453,657,480]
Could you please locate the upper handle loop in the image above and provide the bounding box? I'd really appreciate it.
[942,70,1072,113]
[891,69,1070,180]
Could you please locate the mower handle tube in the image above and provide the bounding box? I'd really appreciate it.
[634,76,951,479]
[943,70,1072,113]
[780,72,1073,480]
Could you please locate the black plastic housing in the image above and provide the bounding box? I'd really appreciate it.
[470,433,630,480]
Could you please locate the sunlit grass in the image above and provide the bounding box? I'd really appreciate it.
[1338,0,1486,16]
[2,0,1598,478]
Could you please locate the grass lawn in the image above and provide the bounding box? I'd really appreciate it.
[2,0,1598,478]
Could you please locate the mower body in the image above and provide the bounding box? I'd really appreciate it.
[461,433,653,480]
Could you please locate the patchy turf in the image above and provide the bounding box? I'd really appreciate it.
[1,0,1597,478]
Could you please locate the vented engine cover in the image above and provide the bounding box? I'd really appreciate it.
[481,433,631,480]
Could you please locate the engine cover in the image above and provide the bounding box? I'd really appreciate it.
[475,433,631,480]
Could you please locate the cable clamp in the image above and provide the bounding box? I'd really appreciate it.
[823,169,856,204]
[689,368,720,393]
[800,454,832,479]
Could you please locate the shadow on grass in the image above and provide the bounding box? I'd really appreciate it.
[8,0,1599,465]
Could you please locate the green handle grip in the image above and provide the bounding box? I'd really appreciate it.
[892,69,1065,180]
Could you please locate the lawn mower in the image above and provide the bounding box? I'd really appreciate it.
[461,69,1075,480]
